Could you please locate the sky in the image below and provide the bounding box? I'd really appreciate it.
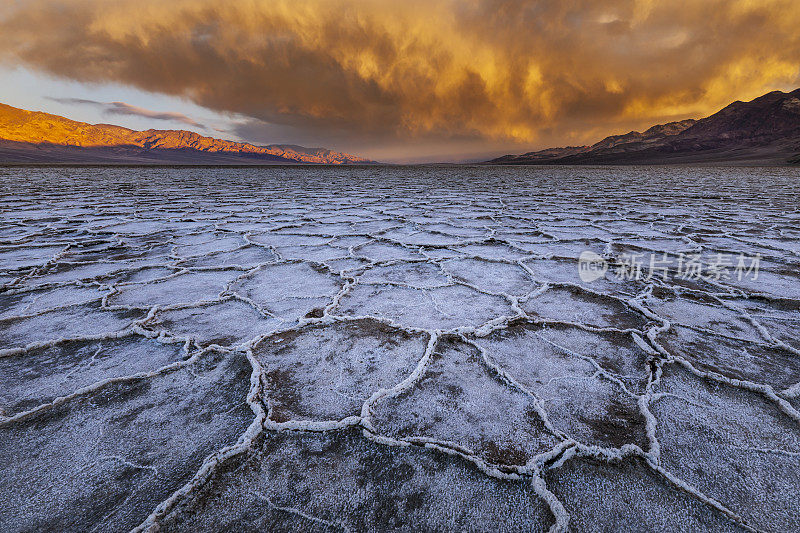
[1,0,800,163]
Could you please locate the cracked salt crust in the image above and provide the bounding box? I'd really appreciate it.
[0,165,799,532]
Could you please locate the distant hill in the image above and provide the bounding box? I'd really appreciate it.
[490,89,800,165]
[0,103,372,165]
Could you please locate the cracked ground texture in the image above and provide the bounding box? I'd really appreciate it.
[0,165,799,532]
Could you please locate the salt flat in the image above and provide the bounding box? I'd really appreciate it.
[1,165,799,532]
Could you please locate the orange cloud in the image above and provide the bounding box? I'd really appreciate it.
[1,0,799,153]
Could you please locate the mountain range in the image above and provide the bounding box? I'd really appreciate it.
[490,89,800,165]
[4,89,800,166]
[0,103,371,165]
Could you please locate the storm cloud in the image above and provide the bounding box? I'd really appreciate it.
[2,0,800,156]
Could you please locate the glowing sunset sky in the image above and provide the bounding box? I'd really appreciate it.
[1,0,800,162]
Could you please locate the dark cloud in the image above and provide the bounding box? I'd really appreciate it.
[3,0,800,158]
[46,97,205,129]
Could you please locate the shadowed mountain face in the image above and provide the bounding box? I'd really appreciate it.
[491,89,800,165]
[0,104,372,164]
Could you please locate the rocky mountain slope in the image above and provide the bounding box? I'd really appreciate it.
[0,103,371,164]
[491,89,800,165]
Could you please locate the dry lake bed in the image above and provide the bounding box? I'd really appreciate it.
[1,165,799,532]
